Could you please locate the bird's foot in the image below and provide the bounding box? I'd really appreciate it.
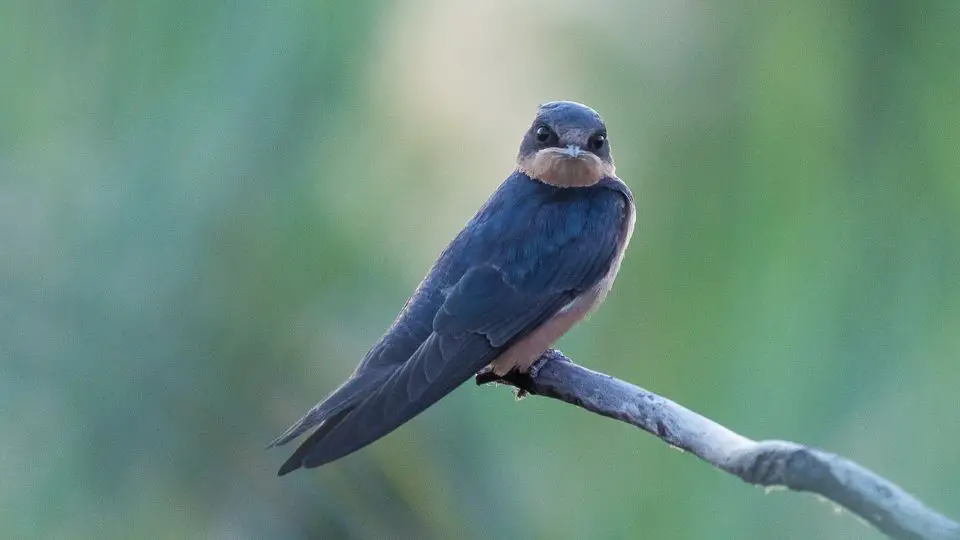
[474,366,502,386]
[475,348,566,396]
[526,352,552,379]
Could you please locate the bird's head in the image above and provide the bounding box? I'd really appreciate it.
[516,101,615,188]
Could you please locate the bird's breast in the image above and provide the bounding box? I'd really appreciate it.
[580,187,636,312]
[489,180,636,376]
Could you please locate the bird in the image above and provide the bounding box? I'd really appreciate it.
[270,100,636,475]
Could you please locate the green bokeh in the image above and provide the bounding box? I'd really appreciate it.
[3,1,958,538]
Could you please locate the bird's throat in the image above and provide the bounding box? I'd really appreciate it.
[517,149,614,188]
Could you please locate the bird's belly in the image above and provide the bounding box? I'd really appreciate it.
[488,287,601,376]
[489,198,636,376]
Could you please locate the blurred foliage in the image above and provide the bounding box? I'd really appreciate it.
[2,1,959,538]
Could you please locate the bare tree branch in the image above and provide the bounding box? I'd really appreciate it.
[476,349,960,540]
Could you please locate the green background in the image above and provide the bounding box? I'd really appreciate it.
[3,1,958,538]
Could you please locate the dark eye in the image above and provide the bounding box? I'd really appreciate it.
[588,133,606,151]
[535,125,554,143]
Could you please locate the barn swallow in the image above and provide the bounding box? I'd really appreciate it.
[270,101,636,475]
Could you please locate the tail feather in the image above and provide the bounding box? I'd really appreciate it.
[273,333,496,474]
[276,407,352,476]
[295,333,496,470]
[268,371,387,449]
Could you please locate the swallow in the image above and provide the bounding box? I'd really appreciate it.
[270,101,636,475]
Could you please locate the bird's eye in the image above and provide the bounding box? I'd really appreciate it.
[588,133,606,151]
[535,126,554,143]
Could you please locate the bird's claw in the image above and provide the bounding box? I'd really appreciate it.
[475,348,563,394]
[527,353,550,379]
[475,366,501,386]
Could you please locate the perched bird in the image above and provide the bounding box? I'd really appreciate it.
[270,101,635,475]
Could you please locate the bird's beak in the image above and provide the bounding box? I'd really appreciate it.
[562,145,584,158]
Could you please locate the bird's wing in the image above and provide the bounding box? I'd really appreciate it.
[281,254,622,472]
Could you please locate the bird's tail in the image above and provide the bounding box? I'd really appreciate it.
[275,333,497,475]
[267,370,387,450]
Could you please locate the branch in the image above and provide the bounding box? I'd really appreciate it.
[476,349,960,540]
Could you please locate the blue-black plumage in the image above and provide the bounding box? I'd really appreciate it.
[271,101,636,475]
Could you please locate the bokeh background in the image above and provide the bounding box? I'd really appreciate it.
[3,1,959,538]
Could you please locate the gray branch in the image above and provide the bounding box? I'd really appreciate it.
[475,349,960,540]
